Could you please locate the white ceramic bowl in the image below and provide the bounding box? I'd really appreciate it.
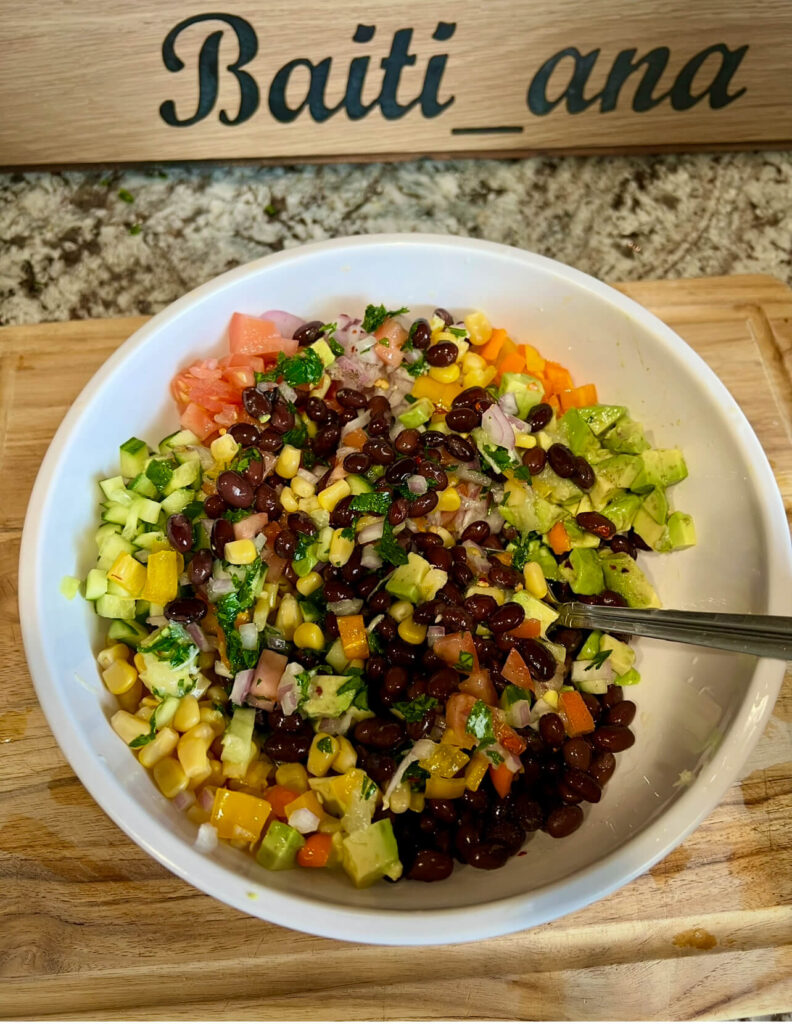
[19,235,791,945]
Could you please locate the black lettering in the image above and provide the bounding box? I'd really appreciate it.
[346,24,378,120]
[379,28,419,119]
[671,43,748,111]
[421,22,456,117]
[159,13,258,127]
[268,58,344,123]
[527,47,602,115]
[600,47,671,112]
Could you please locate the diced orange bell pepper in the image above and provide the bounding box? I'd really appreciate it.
[558,690,596,737]
[489,762,516,798]
[343,428,368,449]
[547,521,571,555]
[337,614,369,659]
[283,790,326,822]
[543,360,574,391]
[496,350,527,379]
[296,831,333,868]
[480,327,509,362]
[508,617,542,640]
[264,785,300,819]
[210,787,272,842]
[558,383,599,412]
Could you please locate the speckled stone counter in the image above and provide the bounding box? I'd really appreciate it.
[1,151,791,326]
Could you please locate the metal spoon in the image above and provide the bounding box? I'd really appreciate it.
[555,603,792,661]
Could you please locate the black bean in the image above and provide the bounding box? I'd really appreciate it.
[216,471,254,509]
[413,530,444,551]
[545,805,584,838]
[386,457,418,484]
[438,606,472,633]
[571,457,596,491]
[563,768,602,804]
[460,520,490,545]
[368,590,391,614]
[513,794,544,832]
[521,446,547,475]
[434,307,453,326]
[164,597,207,624]
[445,406,479,432]
[593,725,635,752]
[426,668,460,700]
[466,841,511,870]
[539,712,566,748]
[526,402,554,432]
[210,518,234,559]
[581,692,602,724]
[547,443,577,478]
[269,399,295,435]
[244,455,265,488]
[166,513,193,553]
[338,407,357,426]
[608,534,635,556]
[323,578,355,603]
[454,823,481,863]
[268,709,306,733]
[368,413,392,437]
[242,387,272,420]
[343,452,371,475]
[363,438,395,465]
[488,561,523,589]
[229,422,261,446]
[254,483,282,518]
[419,462,448,489]
[311,424,339,456]
[353,717,405,750]
[305,397,330,423]
[444,435,476,461]
[286,511,316,537]
[188,549,213,586]
[563,738,592,771]
[437,581,464,606]
[410,319,432,350]
[601,684,624,710]
[422,429,446,447]
[518,638,557,682]
[589,752,617,787]
[426,343,457,367]
[203,493,226,519]
[607,700,636,727]
[383,666,408,697]
[258,427,284,453]
[263,731,312,762]
[394,428,420,455]
[409,849,454,884]
[485,821,526,855]
[293,320,323,346]
[409,491,438,517]
[488,602,525,634]
[336,387,367,409]
[452,386,488,410]
[273,528,298,559]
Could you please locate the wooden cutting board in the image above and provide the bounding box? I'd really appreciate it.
[1,275,790,1021]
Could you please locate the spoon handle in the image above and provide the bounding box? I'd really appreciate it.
[556,603,792,661]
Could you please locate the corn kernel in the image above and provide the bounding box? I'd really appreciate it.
[102,659,138,696]
[116,677,143,713]
[186,803,211,826]
[153,756,189,798]
[279,486,298,513]
[210,433,239,465]
[463,366,496,388]
[275,444,301,479]
[317,478,351,512]
[464,311,492,346]
[296,571,322,597]
[310,373,331,399]
[97,643,131,670]
[428,363,461,384]
[524,561,548,599]
[199,705,226,737]
[389,782,411,814]
[224,538,258,565]
[275,762,309,794]
[332,736,357,773]
[253,584,278,629]
[243,759,272,791]
[307,733,339,777]
[206,684,227,703]
[437,487,461,512]
[177,721,214,778]
[291,476,315,498]
[293,621,325,650]
[138,726,179,768]
[409,791,425,813]
[544,690,559,709]
[466,584,505,605]
[173,695,201,732]
[206,758,226,787]
[462,351,487,373]
[110,709,152,745]
[398,616,427,645]
[275,593,302,640]
[435,526,454,548]
[514,432,537,449]
[389,600,413,623]
[328,529,355,567]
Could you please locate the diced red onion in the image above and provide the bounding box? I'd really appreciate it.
[319,711,354,735]
[498,392,519,416]
[506,413,532,433]
[341,409,371,437]
[277,674,300,716]
[482,405,516,450]
[507,700,533,729]
[239,622,259,651]
[457,467,491,487]
[406,474,428,495]
[230,668,255,704]
[233,511,269,541]
[194,822,218,853]
[357,520,384,545]
[426,625,445,645]
[297,466,321,485]
[198,788,216,812]
[185,622,213,652]
[214,659,232,679]
[288,808,321,834]
[360,546,383,570]
[246,695,276,711]
[485,510,505,533]
[206,577,234,601]
[403,347,422,364]
[172,789,196,811]
[278,381,297,404]
[462,543,490,576]
[328,598,363,616]
[259,309,304,340]
[330,355,380,389]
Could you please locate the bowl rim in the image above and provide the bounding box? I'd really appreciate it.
[18,233,792,945]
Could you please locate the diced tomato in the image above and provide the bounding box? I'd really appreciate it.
[434,631,479,673]
[251,649,288,700]
[491,709,527,755]
[508,618,542,640]
[222,365,257,390]
[501,649,535,691]
[179,402,216,441]
[459,669,499,705]
[264,785,300,820]
[374,318,408,348]
[445,692,478,744]
[375,343,404,367]
[214,404,241,427]
[229,313,298,356]
[222,352,266,372]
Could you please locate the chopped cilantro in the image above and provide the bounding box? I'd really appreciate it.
[128,223,142,236]
[454,651,474,673]
[349,492,391,515]
[376,519,408,567]
[319,321,337,336]
[216,562,265,673]
[264,202,277,216]
[118,189,134,203]
[585,649,612,671]
[447,326,467,338]
[181,499,205,521]
[340,526,356,541]
[256,349,324,388]
[503,684,532,705]
[141,623,196,668]
[393,694,438,722]
[301,448,317,470]
[223,507,251,523]
[317,736,333,754]
[362,304,409,334]
[232,448,262,474]
[328,337,345,357]
[296,670,313,701]
[368,630,385,655]
[405,353,428,378]
[403,762,430,791]
[361,775,378,801]
[128,717,157,748]
[483,445,518,473]
[508,533,534,573]
[465,699,504,765]
[282,417,308,448]
[513,466,533,481]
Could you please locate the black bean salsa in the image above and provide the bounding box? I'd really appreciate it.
[71,302,695,887]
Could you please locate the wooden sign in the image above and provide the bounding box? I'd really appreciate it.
[1,1,791,167]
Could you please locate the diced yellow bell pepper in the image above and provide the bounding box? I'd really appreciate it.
[107,552,147,598]
[140,550,179,605]
[337,614,369,660]
[210,787,272,842]
[418,743,470,779]
[464,752,490,791]
[425,776,467,799]
[410,375,462,410]
[284,789,326,822]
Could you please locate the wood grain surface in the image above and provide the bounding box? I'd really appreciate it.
[1,275,790,1021]
[1,1,792,166]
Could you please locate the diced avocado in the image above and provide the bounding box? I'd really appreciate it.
[599,551,660,608]
[656,510,697,552]
[302,674,359,718]
[579,405,627,436]
[630,448,688,493]
[578,630,602,660]
[106,619,149,647]
[599,633,636,676]
[512,591,559,635]
[498,372,545,418]
[256,821,305,870]
[615,667,641,686]
[531,466,582,504]
[85,568,108,601]
[598,454,643,489]
[561,547,605,596]
[602,416,649,454]
[341,773,380,834]
[631,507,666,550]
[309,337,336,368]
[642,487,668,525]
[128,472,159,499]
[558,409,598,456]
[525,540,559,580]
[95,594,136,619]
[325,639,349,673]
[562,520,601,550]
[588,474,620,511]
[398,398,434,428]
[309,767,371,817]
[420,568,448,601]
[602,493,642,533]
[576,494,594,515]
[500,483,563,536]
[120,437,149,479]
[222,707,256,764]
[341,818,403,888]
[386,552,430,605]
[347,474,373,495]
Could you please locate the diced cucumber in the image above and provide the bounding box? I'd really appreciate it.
[95,594,137,619]
[121,505,140,540]
[163,460,201,495]
[60,576,81,600]
[128,473,159,499]
[153,697,180,728]
[95,523,121,548]
[107,619,149,647]
[347,474,373,495]
[97,533,136,569]
[99,475,132,504]
[161,488,194,515]
[133,496,162,525]
[85,568,108,601]
[615,667,641,686]
[222,707,256,764]
[134,530,169,551]
[145,458,175,491]
[159,429,199,453]
[578,630,601,660]
[135,600,151,622]
[101,502,131,526]
[106,578,133,598]
[173,447,202,465]
[120,437,149,479]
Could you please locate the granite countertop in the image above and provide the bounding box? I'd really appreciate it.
[0,151,791,325]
